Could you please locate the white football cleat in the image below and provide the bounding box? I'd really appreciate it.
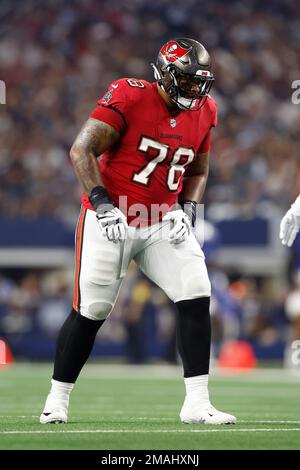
[180,399,236,425]
[39,393,69,424]
[40,409,68,424]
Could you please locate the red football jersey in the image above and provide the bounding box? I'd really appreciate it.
[82,78,217,225]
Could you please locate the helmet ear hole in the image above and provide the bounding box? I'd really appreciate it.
[162,73,173,94]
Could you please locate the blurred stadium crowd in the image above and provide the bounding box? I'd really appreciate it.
[1,0,300,364]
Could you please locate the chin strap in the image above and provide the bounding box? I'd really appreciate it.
[176,96,196,110]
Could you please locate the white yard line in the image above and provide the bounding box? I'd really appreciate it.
[1,428,300,435]
[2,417,300,425]
[239,420,300,424]
[0,416,38,419]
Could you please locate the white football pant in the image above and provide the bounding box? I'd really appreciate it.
[73,208,211,320]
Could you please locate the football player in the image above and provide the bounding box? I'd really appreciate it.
[40,38,236,425]
[280,195,300,247]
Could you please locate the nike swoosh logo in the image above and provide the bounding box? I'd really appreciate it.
[112,84,118,88]
[208,413,213,417]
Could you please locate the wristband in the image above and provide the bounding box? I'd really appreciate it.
[88,186,114,211]
[180,200,197,227]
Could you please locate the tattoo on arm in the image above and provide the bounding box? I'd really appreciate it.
[70,118,120,195]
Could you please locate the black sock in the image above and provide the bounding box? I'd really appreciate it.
[53,309,105,383]
[175,297,211,378]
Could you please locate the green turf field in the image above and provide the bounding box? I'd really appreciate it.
[0,363,300,450]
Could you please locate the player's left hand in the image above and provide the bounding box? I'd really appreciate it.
[96,207,128,243]
[280,208,300,247]
[163,209,191,244]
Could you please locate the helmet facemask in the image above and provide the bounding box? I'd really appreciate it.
[152,38,214,111]
[164,66,214,110]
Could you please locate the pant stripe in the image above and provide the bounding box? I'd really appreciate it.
[73,206,87,312]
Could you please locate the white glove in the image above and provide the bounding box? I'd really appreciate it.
[96,207,128,243]
[280,196,300,247]
[163,209,191,244]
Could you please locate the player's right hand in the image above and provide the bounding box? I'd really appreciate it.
[96,207,128,243]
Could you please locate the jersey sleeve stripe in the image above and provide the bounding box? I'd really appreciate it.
[90,105,126,133]
[107,104,127,130]
[72,206,87,312]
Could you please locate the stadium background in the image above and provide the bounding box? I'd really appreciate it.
[1,0,300,368]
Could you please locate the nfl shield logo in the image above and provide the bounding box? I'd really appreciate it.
[170,119,176,128]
